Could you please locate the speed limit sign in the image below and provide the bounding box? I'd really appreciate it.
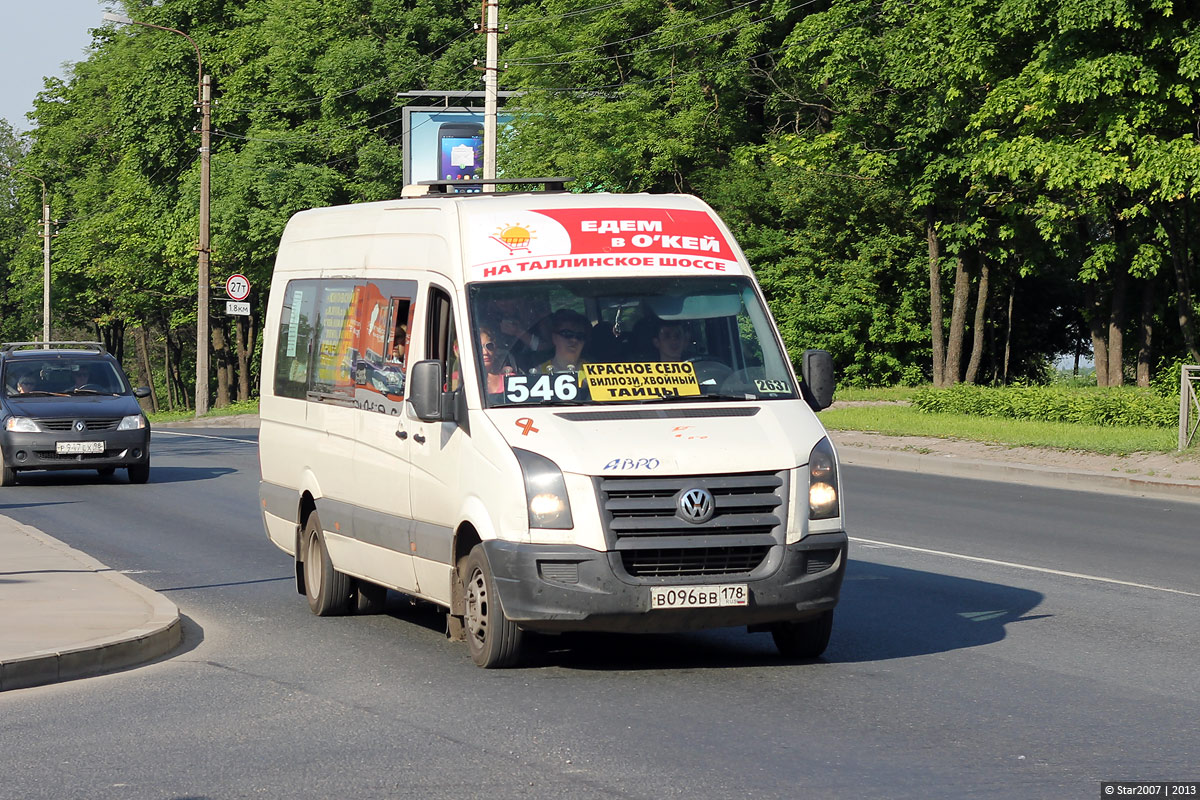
[225,273,251,301]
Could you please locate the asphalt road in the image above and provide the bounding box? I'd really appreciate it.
[0,429,1196,800]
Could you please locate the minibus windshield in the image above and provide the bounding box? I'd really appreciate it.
[467,276,798,407]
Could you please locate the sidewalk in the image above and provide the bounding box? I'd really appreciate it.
[0,515,180,691]
[1,415,1195,692]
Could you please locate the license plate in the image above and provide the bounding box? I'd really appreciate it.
[56,441,104,454]
[650,584,749,609]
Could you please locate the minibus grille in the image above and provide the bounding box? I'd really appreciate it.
[621,546,771,577]
[596,471,787,578]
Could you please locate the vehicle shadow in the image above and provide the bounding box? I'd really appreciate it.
[532,558,1047,671]
[3,467,234,486]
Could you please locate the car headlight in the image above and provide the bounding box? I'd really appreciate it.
[4,416,40,433]
[808,437,840,520]
[117,414,147,430]
[514,448,574,529]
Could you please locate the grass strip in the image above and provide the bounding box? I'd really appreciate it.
[820,404,1180,454]
[148,399,260,424]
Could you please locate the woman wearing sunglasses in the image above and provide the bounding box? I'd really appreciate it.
[535,308,591,375]
[477,325,516,394]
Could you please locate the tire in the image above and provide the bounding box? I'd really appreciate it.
[462,546,524,668]
[303,512,352,616]
[97,467,116,478]
[771,610,834,660]
[0,463,16,487]
[127,462,150,484]
[354,580,389,615]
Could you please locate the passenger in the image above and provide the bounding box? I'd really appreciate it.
[16,374,39,394]
[652,320,688,362]
[388,324,407,364]
[536,309,590,374]
[478,325,515,394]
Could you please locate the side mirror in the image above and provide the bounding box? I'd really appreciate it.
[134,386,152,399]
[801,349,835,411]
[409,360,445,421]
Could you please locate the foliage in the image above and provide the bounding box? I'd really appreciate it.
[0,0,1198,404]
[911,384,1179,428]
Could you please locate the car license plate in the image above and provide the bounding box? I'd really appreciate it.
[650,584,748,609]
[56,441,104,454]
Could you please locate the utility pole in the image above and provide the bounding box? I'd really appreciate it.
[102,12,211,416]
[41,191,50,343]
[196,73,212,416]
[483,0,499,180]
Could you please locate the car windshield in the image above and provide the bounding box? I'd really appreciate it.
[2,358,127,397]
[467,276,797,407]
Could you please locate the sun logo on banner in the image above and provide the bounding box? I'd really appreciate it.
[491,223,536,254]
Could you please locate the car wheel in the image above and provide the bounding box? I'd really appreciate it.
[771,610,834,660]
[303,511,352,616]
[353,580,389,615]
[127,462,150,484]
[1,463,16,487]
[97,467,116,478]
[462,545,524,668]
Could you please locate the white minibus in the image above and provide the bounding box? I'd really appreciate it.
[258,182,846,667]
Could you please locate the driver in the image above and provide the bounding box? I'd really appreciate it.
[652,320,688,362]
[535,309,590,374]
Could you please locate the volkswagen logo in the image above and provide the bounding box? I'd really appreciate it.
[678,488,715,524]
[74,420,86,433]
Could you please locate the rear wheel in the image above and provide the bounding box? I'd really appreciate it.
[303,511,352,616]
[354,580,389,615]
[127,462,150,484]
[0,463,16,486]
[771,610,834,660]
[462,546,524,668]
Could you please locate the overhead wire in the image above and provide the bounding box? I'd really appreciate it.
[514,1,880,95]
[216,25,478,116]
[510,0,822,68]
[506,0,761,65]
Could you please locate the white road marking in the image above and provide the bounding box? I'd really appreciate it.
[850,536,1200,599]
[152,430,256,445]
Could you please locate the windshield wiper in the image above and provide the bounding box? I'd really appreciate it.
[9,390,66,397]
[69,388,117,395]
[628,392,752,404]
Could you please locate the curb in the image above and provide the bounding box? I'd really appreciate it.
[838,444,1200,504]
[152,413,260,429]
[0,522,182,692]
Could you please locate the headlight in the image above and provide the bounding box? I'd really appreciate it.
[4,417,40,433]
[514,448,574,529]
[117,414,147,430]
[808,437,840,519]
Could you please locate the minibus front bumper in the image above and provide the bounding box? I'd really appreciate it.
[480,533,847,634]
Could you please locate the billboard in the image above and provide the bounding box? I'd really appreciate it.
[402,107,515,192]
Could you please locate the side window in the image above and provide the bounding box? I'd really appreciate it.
[426,286,461,391]
[353,281,414,411]
[274,280,318,399]
[311,282,358,398]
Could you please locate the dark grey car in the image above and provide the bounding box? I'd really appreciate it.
[0,342,152,485]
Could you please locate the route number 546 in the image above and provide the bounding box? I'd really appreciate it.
[505,373,579,403]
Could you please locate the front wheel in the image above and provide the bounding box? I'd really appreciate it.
[127,462,150,484]
[462,546,524,668]
[771,610,834,660]
[0,463,16,486]
[303,512,352,616]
